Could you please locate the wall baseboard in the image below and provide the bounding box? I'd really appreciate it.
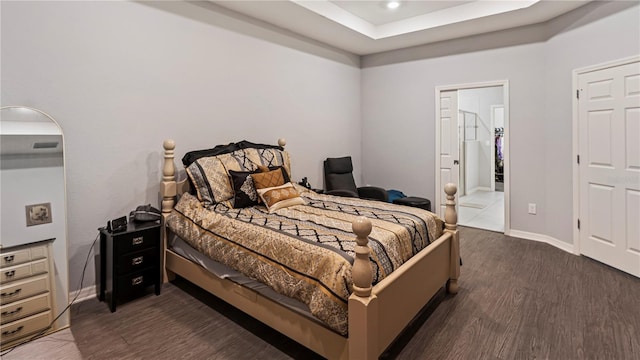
[509,229,574,254]
[69,285,97,304]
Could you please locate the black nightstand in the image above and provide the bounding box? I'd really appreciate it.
[99,221,161,312]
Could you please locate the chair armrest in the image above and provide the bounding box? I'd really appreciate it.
[357,186,388,202]
[325,189,359,198]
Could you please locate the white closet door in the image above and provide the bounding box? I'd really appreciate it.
[579,60,640,277]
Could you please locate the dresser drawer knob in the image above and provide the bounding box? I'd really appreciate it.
[1,307,23,317]
[132,256,144,266]
[0,288,21,297]
[132,237,144,246]
[132,276,143,286]
[2,326,24,336]
[4,270,15,278]
[3,255,14,263]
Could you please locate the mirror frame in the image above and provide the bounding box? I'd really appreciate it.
[0,105,71,338]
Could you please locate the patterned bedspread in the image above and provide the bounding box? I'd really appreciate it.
[166,186,443,335]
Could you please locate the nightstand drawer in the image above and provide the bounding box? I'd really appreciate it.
[115,227,160,255]
[0,259,48,284]
[0,310,52,344]
[0,244,47,268]
[119,247,158,275]
[0,292,50,324]
[0,275,50,305]
[117,268,159,295]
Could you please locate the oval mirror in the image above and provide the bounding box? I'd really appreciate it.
[0,106,70,349]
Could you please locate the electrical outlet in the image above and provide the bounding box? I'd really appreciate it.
[26,203,52,226]
[528,203,537,215]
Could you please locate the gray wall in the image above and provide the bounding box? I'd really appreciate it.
[1,1,362,292]
[361,1,640,243]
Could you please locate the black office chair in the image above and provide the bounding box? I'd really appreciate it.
[323,156,388,202]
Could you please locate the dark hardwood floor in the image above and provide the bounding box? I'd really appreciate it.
[3,227,639,359]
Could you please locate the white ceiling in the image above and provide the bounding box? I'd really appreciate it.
[212,0,591,55]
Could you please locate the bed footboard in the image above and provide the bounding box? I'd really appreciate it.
[348,184,459,359]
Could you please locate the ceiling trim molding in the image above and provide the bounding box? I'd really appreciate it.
[293,0,539,39]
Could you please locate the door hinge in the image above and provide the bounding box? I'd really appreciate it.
[577,155,580,164]
[576,89,580,99]
[577,219,581,230]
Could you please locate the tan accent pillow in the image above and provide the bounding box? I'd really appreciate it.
[257,183,305,213]
[251,169,285,189]
[256,164,270,172]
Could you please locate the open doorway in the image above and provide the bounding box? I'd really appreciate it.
[457,87,504,232]
[435,80,510,234]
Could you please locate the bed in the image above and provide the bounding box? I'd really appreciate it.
[159,138,460,359]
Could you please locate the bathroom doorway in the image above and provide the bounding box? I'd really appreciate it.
[435,80,509,233]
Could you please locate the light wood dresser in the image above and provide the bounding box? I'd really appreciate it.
[0,239,56,350]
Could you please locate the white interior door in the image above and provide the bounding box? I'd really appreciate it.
[578,59,640,277]
[439,90,459,216]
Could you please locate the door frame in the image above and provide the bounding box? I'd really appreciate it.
[435,79,511,234]
[571,54,640,255]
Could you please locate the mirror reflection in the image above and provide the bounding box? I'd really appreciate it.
[0,106,70,350]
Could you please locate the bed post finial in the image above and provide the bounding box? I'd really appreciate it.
[277,138,286,148]
[352,217,373,297]
[444,183,457,231]
[162,139,177,214]
[443,183,460,294]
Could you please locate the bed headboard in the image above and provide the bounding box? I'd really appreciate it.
[161,138,287,214]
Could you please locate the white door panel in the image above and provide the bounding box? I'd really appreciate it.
[579,60,640,277]
[439,90,459,217]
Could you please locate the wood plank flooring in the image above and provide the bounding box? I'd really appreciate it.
[2,227,639,359]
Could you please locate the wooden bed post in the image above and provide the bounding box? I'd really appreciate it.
[444,183,460,294]
[161,139,177,282]
[348,217,378,360]
[162,139,177,214]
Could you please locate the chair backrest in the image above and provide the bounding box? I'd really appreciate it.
[324,156,358,193]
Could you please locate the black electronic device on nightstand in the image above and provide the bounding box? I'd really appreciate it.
[98,221,162,312]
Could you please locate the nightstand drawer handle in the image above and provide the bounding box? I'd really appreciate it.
[1,307,23,317]
[4,270,15,278]
[2,326,24,336]
[132,237,144,246]
[3,255,14,263]
[132,276,143,286]
[1,289,21,297]
[132,256,144,266]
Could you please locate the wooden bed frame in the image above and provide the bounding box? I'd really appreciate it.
[160,139,460,359]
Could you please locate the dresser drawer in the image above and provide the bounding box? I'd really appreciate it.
[0,259,48,284]
[115,227,160,255]
[0,274,50,305]
[0,292,50,325]
[119,247,158,275]
[117,267,159,296]
[0,310,52,344]
[0,244,47,268]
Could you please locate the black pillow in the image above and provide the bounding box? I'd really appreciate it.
[229,170,259,208]
[182,141,284,167]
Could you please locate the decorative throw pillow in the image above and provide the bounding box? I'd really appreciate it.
[256,165,291,182]
[251,168,286,190]
[229,170,259,208]
[257,183,305,213]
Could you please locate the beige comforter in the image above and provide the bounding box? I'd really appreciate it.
[166,187,442,335]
